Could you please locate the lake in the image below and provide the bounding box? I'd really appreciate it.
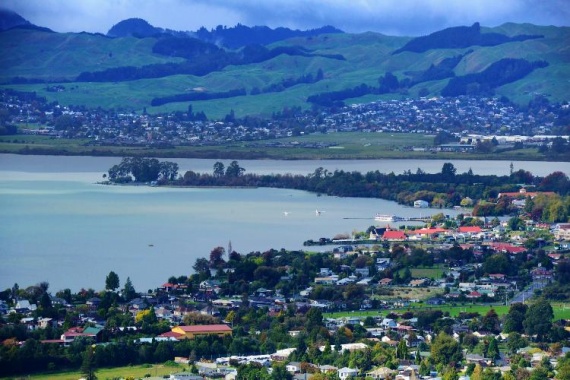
[0,154,563,293]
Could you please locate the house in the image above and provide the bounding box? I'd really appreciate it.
[414,200,429,208]
[286,362,302,373]
[489,242,526,255]
[381,318,398,329]
[383,230,407,241]
[169,374,204,380]
[458,226,482,235]
[554,224,570,240]
[367,367,396,379]
[410,227,448,239]
[355,267,370,277]
[60,326,102,345]
[170,324,232,339]
[338,367,359,379]
[14,300,36,313]
[370,227,387,240]
[376,258,391,270]
[427,297,445,305]
[319,365,338,374]
[86,297,101,309]
[396,366,419,380]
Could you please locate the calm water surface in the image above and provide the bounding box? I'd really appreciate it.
[0,154,562,292]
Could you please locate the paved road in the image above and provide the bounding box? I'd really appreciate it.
[511,280,548,303]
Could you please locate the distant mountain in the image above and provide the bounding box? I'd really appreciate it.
[106,18,343,48]
[0,8,30,31]
[194,24,343,49]
[107,18,163,38]
[393,22,543,54]
[0,19,567,116]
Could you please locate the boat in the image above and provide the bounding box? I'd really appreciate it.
[374,214,404,222]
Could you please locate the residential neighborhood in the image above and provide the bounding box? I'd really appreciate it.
[2,90,569,152]
[2,206,570,379]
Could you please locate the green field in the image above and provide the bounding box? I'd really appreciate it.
[396,266,446,279]
[0,363,185,380]
[325,302,570,320]
[0,132,548,161]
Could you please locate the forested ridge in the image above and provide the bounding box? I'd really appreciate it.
[393,22,543,54]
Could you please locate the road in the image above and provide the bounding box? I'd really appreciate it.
[510,279,548,304]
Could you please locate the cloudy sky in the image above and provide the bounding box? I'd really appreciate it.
[4,0,570,36]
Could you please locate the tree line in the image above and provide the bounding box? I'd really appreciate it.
[105,158,570,221]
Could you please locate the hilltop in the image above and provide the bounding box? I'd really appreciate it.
[0,11,568,119]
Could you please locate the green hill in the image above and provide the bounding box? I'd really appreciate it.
[0,22,568,119]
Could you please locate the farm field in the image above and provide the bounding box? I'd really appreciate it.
[0,363,185,380]
[0,132,546,161]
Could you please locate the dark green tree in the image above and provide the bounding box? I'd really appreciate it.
[523,298,553,341]
[105,271,120,291]
[503,303,528,334]
[441,163,457,180]
[481,309,500,334]
[122,277,137,301]
[80,346,97,380]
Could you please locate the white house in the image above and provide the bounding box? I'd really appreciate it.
[338,367,359,379]
[414,200,429,208]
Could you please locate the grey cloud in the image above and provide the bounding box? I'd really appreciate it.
[4,0,570,35]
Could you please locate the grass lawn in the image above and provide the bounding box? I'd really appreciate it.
[2,363,185,380]
[395,266,445,280]
[324,302,570,320]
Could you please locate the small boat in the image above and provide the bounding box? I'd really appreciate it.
[374,214,404,222]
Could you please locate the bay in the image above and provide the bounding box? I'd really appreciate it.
[0,154,562,293]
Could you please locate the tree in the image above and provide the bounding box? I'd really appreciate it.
[193,257,211,279]
[105,271,120,291]
[430,332,462,367]
[481,309,500,334]
[122,277,136,301]
[80,346,97,380]
[523,298,553,341]
[396,339,409,359]
[503,303,528,334]
[159,161,179,181]
[270,363,292,380]
[486,337,500,361]
[209,246,226,269]
[441,163,457,181]
[306,307,323,332]
[213,161,225,177]
[225,160,245,177]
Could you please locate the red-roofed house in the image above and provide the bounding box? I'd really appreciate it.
[158,330,185,340]
[458,226,482,234]
[383,230,407,241]
[170,324,232,340]
[489,242,526,255]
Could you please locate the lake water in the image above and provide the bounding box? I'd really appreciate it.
[0,154,564,293]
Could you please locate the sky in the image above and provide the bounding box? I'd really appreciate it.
[3,0,570,36]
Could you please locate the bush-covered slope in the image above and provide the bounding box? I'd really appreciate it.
[0,22,567,116]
